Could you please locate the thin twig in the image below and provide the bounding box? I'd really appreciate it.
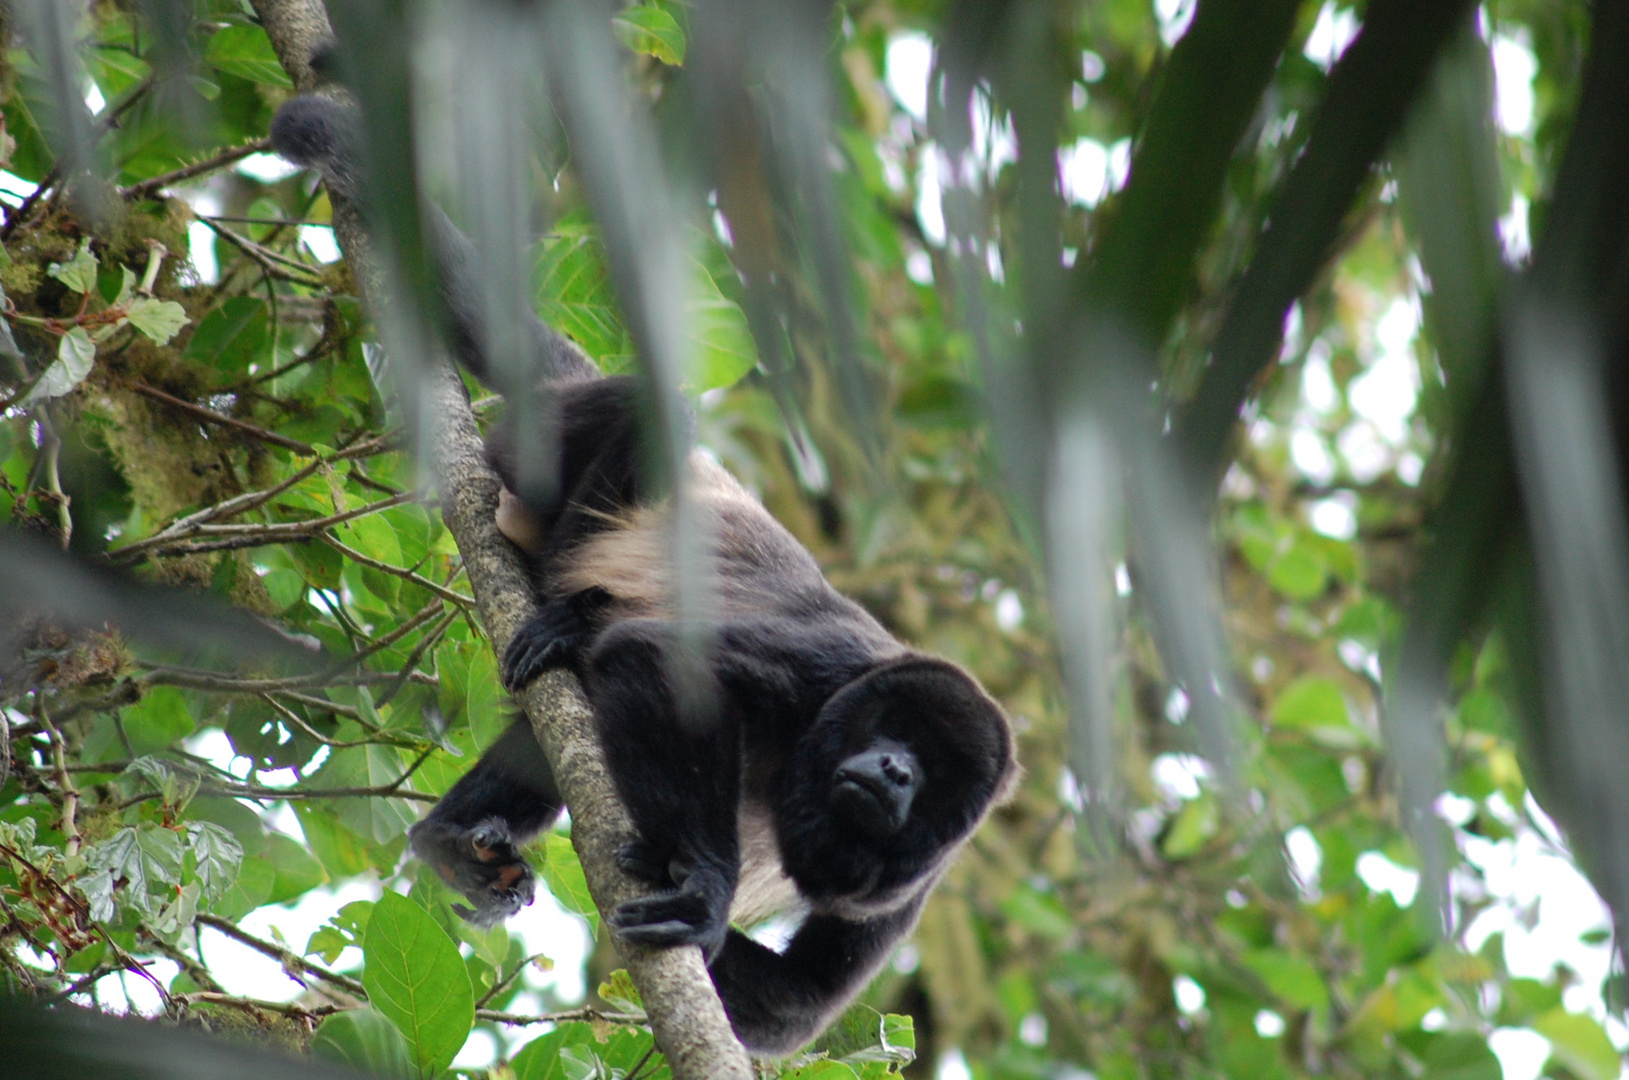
[35,705,80,858]
[477,1006,648,1027]
[139,665,437,693]
[177,991,345,1019]
[122,490,419,560]
[198,217,327,286]
[124,379,317,454]
[110,433,395,562]
[195,913,367,997]
[119,138,275,200]
[319,532,474,606]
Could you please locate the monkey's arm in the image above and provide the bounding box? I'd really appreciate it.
[708,899,925,1056]
[408,717,564,925]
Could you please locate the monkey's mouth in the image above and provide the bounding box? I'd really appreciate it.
[831,776,910,838]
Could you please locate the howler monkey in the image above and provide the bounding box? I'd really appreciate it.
[272,94,1016,1056]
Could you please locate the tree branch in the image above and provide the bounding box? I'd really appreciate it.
[247,2,754,1075]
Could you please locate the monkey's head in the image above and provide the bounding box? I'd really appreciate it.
[777,656,1015,903]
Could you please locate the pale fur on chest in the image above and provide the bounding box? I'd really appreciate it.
[556,452,762,612]
[730,794,801,926]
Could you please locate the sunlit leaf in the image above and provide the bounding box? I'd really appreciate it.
[204,25,294,88]
[362,892,475,1078]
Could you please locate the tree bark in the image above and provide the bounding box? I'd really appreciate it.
[250,3,753,1076]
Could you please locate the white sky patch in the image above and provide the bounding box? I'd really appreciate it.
[1059,137,1129,209]
[1019,1012,1048,1047]
[1310,491,1358,539]
[176,186,225,285]
[1348,297,1421,444]
[0,170,37,207]
[1152,753,1209,801]
[1461,824,1615,1018]
[1301,340,1338,413]
[1500,193,1533,265]
[970,91,1018,181]
[301,224,343,263]
[994,588,1024,631]
[1172,974,1206,1014]
[936,1048,973,1080]
[1490,1028,1552,1080]
[84,81,106,116]
[1356,850,1420,906]
[915,144,946,245]
[1155,0,1197,48]
[236,152,302,184]
[1285,826,1323,898]
[886,32,934,122]
[1081,50,1106,83]
[1305,3,1361,71]
[1290,427,1338,484]
[905,247,934,285]
[1492,31,1538,136]
[1255,1009,1287,1037]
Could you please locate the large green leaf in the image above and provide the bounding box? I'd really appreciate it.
[362,892,475,1078]
[311,1007,414,1079]
[204,25,294,88]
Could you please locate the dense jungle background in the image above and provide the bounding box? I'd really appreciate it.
[1,0,1627,1079]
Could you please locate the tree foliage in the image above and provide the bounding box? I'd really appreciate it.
[0,1,1625,1079]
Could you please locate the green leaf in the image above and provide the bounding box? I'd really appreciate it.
[1271,677,1353,735]
[596,969,643,1013]
[1417,1033,1502,1080]
[210,852,275,921]
[265,832,330,904]
[510,1022,601,1080]
[612,5,687,65]
[534,230,631,365]
[125,297,189,345]
[541,831,598,935]
[687,262,757,391]
[1242,949,1330,1011]
[47,239,98,294]
[307,900,375,964]
[84,824,185,916]
[23,327,96,404]
[363,891,475,1078]
[1161,791,1220,859]
[809,1003,917,1067]
[185,297,271,379]
[119,685,195,755]
[314,745,417,843]
[204,25,294,88]
[184,821,243,901]
[1534,1009,1621,1080]
[311,1007,415,1079]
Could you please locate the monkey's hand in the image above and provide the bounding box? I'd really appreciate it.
[409,818,536,927]
[608,860,732,960]
[501,591,608,690]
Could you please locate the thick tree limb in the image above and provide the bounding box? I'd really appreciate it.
[250,2,753,1076]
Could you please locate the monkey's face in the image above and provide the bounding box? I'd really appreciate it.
[830,737,921,839]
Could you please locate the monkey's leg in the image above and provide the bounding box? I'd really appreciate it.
[409,718,562,926]
[582,618,741,957]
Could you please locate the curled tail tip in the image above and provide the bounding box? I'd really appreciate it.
[269,94,356,175]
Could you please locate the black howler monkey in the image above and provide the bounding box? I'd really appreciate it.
[271,94,1016,1056]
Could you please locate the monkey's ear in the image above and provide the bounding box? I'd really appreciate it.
[814,657,1014,794]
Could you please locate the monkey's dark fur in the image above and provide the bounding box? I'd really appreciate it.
[272,94,1016,1056]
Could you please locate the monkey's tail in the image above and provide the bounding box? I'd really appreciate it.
[270,94,600,386]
